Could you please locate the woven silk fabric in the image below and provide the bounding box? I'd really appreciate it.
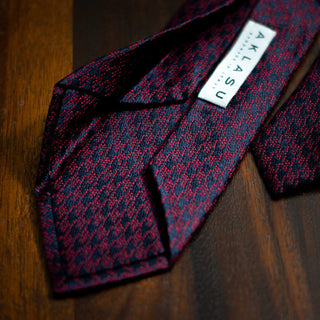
[252,56,320,196]
[35,0,320,293]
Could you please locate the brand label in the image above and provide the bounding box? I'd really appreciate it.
[198,20,276,108]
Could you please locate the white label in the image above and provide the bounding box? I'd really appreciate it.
[198,20,276,108]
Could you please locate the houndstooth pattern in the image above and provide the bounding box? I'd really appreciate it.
[252,56,320,196]
[35,0,320,292]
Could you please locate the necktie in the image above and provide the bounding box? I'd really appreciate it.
[251,55,320,197]
[35,0,320,293]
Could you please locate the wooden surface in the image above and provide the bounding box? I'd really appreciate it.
[1,0,320,319]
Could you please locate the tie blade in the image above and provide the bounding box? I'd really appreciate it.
[251,56,320,197]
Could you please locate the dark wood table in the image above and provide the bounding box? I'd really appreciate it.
[1,0,320,319]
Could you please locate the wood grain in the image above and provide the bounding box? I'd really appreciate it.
[1,0,320,319]
[0,0,73,319]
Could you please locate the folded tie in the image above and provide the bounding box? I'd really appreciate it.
[251,55,320,197]
[35,0,320,293]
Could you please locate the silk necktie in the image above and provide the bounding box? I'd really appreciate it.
[35,0,320,293]
[252,55,320,197]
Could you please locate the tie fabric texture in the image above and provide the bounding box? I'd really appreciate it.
[35,0,320,293]
[251,55,320,197]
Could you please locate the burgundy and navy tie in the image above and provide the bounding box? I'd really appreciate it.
[251,55,320,197]
[35,0,320,293]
